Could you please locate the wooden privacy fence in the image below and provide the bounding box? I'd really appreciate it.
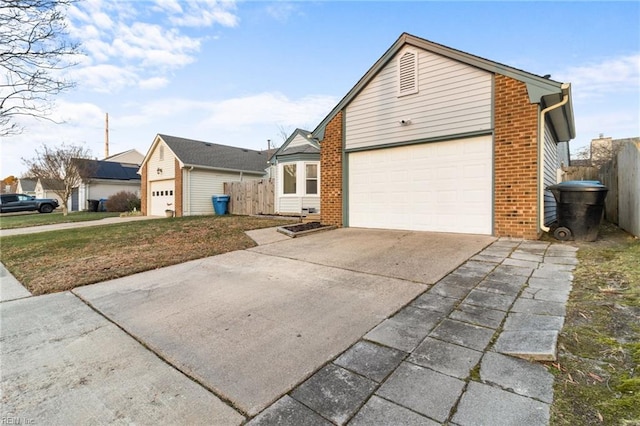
[224,179,275,215]
[598,141,640,237]
[561,165,599,181]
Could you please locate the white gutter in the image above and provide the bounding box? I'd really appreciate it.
[539,83,570,233]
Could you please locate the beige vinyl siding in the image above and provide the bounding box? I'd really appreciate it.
[186,169,261,216]
[84,181,141,200]
[345,47,492,150]
[287,133,311,148]
[277,197,320,214]
[543,122,559,226]
[147,141,176,184]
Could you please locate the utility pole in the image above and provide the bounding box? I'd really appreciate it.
[104,113,109,158]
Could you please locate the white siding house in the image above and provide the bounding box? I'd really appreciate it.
[70,159,141,211]
[140,134,270,217]
[271,129,321,215]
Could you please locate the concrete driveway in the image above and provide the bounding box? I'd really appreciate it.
[2,227,494,422]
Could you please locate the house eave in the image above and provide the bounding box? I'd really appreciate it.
[181,163,266,175]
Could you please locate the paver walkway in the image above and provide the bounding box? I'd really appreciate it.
[248,238,577,426]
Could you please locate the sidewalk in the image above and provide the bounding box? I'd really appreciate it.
[0,215,163,237]
[248,238,577,426]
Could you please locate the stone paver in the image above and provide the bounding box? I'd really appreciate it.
[480,352,555,403]
[348,396,440,426]
[247,396,331,426]
[364,306,442,352]
[452,381,550,426]
[334,341,406,382]
[409,337,483,379]
[376,362,465,423]
[430,318,496,351]
[290,364,377,425]
[494,330,559,361]
[449,303,507,329]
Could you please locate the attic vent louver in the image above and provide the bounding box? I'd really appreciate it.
[398,49,418,97]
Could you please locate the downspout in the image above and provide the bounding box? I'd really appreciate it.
[538,83,570,233]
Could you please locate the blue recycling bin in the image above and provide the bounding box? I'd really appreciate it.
[212,195,230,215]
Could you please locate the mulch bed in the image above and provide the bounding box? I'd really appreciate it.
[281,222,327,233]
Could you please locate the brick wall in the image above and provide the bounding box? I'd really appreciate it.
[494,74,540,239]
[141,164,148,216]
[174,159,183,217]
[320,111,343,227]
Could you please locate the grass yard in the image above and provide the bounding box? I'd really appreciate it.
[550,222,639,425]
[0,211,121,230]
[0,215,296,295]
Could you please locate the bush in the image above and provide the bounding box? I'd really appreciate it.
[105,191,141,212]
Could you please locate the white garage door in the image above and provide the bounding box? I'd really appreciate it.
[150,180,175,216]
[348,136,492,234]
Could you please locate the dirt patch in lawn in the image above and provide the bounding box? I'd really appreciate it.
[549,222,639,425]
[0,215,296,295]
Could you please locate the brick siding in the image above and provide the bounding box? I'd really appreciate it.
[320,111,343,227]
[493,74,540,239]
[141,164,148,216]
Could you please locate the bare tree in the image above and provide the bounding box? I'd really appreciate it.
[22,143,94,215]
[0,0,81,136]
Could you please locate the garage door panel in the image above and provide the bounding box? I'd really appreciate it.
[150,180,175,217]
[348,136,492,235]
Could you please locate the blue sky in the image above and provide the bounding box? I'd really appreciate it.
[2,0,639,178]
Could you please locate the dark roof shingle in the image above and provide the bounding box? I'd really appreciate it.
[159,134,270,174]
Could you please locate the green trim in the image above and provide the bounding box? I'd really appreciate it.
[275,153,320,163]
[344,130,493,154]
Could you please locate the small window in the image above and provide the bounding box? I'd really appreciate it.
[398,49,418,96]
[283,164,297,194]
[152,191,155,196]
[305,164,318,195]
[159,145,164,161]
[170,190,173,196]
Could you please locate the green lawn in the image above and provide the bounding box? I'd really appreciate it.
[0,211,121,230]
[0,215,297,295]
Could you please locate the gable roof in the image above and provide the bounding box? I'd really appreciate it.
[17,178,37,192]
[145,134,270,174]
[103,149,144,165]
[75,159,141,181]
[271,128,319,163]
[310,32,575,142]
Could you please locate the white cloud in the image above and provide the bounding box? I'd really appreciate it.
[165,0,239,27]
[265,2,300,22]
[557,54,640,99]
[139,77,170,90]
[71,65,139,92]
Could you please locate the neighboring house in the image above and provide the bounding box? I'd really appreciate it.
[16,178,37,196]
[71,159,142,211]
[311,33,575,239]
[103,149,144,165]
[139,134,271,217]
[270,128,320,215]
[35,178,63,206]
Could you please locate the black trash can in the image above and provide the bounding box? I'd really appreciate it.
[547,181,608,241]
[87,199,99,212]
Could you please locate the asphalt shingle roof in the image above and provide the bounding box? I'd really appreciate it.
[75,159,141,180]
[159,134,271,174]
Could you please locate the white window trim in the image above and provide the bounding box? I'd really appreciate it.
[278,161,321,197]
[397,48,419,97]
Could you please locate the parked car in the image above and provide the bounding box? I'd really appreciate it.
[0,193,59,213]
